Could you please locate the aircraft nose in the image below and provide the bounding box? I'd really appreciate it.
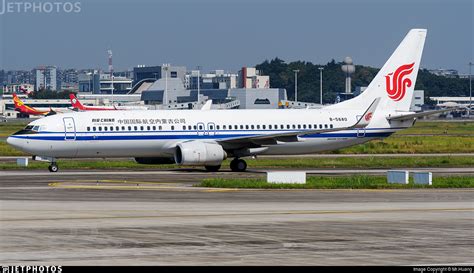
[6,136,22,150]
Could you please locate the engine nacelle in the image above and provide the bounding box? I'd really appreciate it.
[174,141,226,166]
[134,157,175,165]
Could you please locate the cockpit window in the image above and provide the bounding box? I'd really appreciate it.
[13,125,39,135]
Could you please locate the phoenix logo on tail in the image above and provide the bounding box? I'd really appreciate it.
[385,62,415,101]
[12,93,53,116]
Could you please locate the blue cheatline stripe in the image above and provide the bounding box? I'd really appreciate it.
[11,132,393,141]
[33,127,404,134]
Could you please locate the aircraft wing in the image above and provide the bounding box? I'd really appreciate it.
[386,107,461,121]
[218,97,380,147]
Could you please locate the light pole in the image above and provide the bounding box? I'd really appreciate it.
[293,70,299,103]
[196,66,201,104]
[111,74,114,105]
[163,64,169,105]
[469,62,472,117]
[318,67,324,105]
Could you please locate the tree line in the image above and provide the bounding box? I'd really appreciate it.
[256,58,470,104]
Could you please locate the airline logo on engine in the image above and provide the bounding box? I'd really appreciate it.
[385,62,415,102]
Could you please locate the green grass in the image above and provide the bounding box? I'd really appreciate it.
[0,122,26,137]
[0,140,26,156]
[336,136,474,154]
[394,121,474,135]
[198,176,474,189]
[241,156,474,168]
[0,155,472,170]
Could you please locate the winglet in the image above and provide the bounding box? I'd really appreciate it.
[201,99,212,111]
[353,97,380,128]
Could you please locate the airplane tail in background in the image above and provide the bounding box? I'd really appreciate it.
[69,93,85,110]
[12,93,49,115]
[12,93,24,110]
[327,29,427,112]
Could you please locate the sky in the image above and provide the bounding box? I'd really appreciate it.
[0,0,472,74]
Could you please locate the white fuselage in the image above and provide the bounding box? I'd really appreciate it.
[6,108,410,159]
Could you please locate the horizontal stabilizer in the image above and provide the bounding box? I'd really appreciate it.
[387,107,461,121]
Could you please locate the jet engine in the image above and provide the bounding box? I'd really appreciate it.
[174,141,226,166]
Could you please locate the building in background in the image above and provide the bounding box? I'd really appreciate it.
[237,67,270,89]
[99,74,133,94]
[186,70,237,90]
[2,84,35,94]
[78,70,101,93]
[133,65,186,86]
[411,90,424,112]
[34,66,57,91]
[428,69,459,78]
[3,70,34,85]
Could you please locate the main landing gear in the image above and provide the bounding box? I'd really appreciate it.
[230,158,247,172]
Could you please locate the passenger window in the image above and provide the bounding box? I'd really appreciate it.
[303,124,306,129]
[286,125,290,129]
[297,124,301,129]
[210,125,214,130]
[199,125,203,130]
[116,126,119,131]
[262,125,266,129]
[325,124,328,129]
[319,124,322,129]
[223,125,227,130]
[240,125,243,129]
[308,124,312,129]
[104,127,108,131]
[292,125,296,129]
[183,125,186,130]
[251,125,254,129]
[268,125,271,129]
[171,126,175,130]
[193,125,197,130]
[93,127,96,131]
[330,124,333,129]
[128,126,132,131]
[152,126,156,130]
[159,126,162,130]
[216,125,220,130]
[87,127,90,132]
[246,125,249,129]
[134,126,138,131]
[147,126,151,131]
[188,126,192,130]
[98,127,102,131]
[140,126,144,131]
[110,126,114,131]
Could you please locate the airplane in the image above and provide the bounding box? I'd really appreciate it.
[69,94,117,111]
[69,94,148,111]
[8,29,448,173]
[11,93,56,116]
[18,86,33,95]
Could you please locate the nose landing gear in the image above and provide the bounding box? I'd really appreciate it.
[33,156,59,172]
[48,163,59,173]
